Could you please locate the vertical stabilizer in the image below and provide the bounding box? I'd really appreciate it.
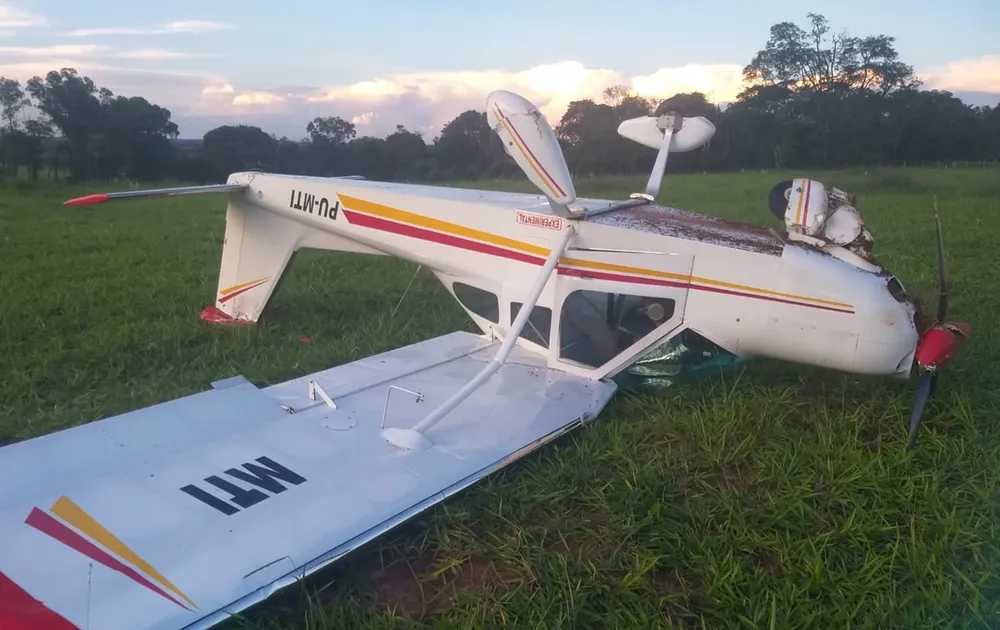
[202,196,306,325]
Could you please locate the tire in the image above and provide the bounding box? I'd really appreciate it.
[768,179,794,220]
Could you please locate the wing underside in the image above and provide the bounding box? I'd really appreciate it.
[0,332,616,630]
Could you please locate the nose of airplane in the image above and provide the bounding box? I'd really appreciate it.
[853,278,921,376]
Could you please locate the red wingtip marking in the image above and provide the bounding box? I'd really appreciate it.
[200,306,254,326]
[63,193,109,206]
[0,571,78,630]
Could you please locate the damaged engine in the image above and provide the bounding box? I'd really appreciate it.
[768,179,875,263]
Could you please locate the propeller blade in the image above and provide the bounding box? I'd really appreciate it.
[934,209,948,322]
[906,370,935,451]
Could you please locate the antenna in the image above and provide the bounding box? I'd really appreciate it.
[486,90,579,217]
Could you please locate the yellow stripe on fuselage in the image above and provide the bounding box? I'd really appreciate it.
[337,194,854,310]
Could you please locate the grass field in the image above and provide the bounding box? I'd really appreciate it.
[2,167,998,629]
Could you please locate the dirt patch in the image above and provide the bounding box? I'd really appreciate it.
[366,552,437,619]
[649,567,704,629]
[592,203,784,256]
[365,549,520,620]
[439,555,522,594]
[541,509,612,556]
[753,547,783,574]
[702,463,759,492]
[650,567,685,596]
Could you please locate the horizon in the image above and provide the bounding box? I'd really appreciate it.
[1,0,997,140]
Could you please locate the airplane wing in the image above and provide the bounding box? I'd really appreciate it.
[0,331,616,630]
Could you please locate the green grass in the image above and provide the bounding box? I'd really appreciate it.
[2,167,999,628]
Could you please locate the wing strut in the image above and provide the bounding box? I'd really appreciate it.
[639,114,682,200]
[382,225,577,450]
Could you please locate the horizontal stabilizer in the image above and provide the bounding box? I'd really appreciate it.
[64,184,246,206]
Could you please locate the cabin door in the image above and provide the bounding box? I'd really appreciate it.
[548,250,695,380]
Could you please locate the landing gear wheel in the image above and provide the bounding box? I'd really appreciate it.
[768,180,794,220]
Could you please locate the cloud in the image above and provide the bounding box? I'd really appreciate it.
[201,83,234,95]
[302,60,745,138]
[2,53,995,141]
[67,20,234,37]
[0,44,106,58]
[918,54,1000,95]
[0,58,749,138]
[352,111,374,126]
[117,48,190,60]
[0,29,14,37]
[232,91,284,107]
[0,56,225,120]
[0,3,45,29]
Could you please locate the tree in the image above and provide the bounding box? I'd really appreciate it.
[0,77,31,177]
[304,116,356,175]
[0,78,29,130]
[742,13,916,95]
[1,16,997,187]
[433,110,497,179]
[384,125,429,180]
[26,69,104,181]
[202,125,277,179]
[734,13,926,168]
[306,116,356,145]
[18,119,53,180]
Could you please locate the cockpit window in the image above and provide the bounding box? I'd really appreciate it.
[453,282,499,323]
[558,289,676,368]
[511,302,552,348]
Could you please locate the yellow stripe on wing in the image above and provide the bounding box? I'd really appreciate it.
[51,496,198,609]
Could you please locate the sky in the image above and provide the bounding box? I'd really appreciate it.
[0,0,997,139]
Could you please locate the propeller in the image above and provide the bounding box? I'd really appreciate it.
[905,211,971,451]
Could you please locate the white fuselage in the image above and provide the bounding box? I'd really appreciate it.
[219,172,920,381]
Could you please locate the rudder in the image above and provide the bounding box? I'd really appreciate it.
[202,194,386,325]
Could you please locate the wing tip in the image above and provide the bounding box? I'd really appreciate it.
[64,193,110,206]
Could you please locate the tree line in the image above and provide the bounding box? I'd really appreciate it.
[1,13,998,185]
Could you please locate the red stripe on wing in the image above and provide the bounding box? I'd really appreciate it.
[24,508,189,610]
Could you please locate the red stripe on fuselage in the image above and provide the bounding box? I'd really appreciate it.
[0,571,78,630]
[342,209,854,314]
[342,209,548,266]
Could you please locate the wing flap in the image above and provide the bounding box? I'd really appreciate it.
[0,331,616,630]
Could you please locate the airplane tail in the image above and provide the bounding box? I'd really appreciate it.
[202,194,303,325]
[64,175,385,326]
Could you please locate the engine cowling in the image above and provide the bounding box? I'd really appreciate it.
[769,178,875,262]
